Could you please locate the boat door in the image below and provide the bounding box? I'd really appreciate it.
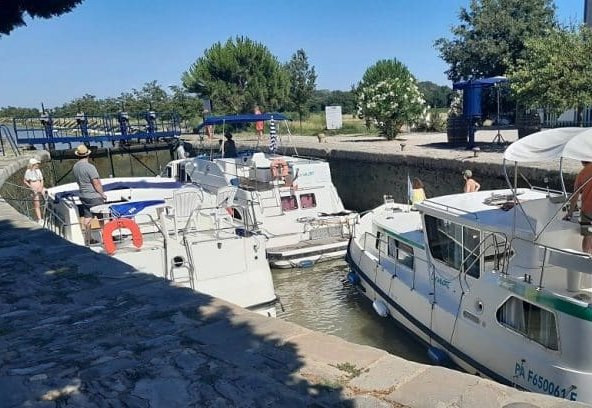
[423,215,481,346]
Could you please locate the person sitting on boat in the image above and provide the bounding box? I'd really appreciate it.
[222,131,237,158]
[462,169,480,193]
[566,161,592,253]
[73,144,107,245]
[411,178,426,207]
[23,158,45,224]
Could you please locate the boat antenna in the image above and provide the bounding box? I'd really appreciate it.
[41,102,46,115]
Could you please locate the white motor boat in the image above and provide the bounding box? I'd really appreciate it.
[346,128,592,403]
[168,113,358,268]
[43,177,277,317]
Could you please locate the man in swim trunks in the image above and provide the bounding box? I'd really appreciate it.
[73,144,107,244]
[566,161,592,253]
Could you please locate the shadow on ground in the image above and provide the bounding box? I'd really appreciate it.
[0,217,356,406]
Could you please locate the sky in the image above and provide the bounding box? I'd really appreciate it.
[0,0,584,108]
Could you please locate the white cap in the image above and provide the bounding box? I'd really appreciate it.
[28,158,40,166]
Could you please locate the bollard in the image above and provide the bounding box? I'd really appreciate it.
[472,147,480,157]
[400,143,406,151]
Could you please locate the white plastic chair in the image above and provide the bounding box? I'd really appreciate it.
[165,186,204,238]
[212,186,238,237]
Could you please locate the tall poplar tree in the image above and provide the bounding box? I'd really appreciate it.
[285,49,317,127]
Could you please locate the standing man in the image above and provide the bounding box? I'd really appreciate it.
[254,105,264,141]
[73,144,107,244]
[566,161,592,253]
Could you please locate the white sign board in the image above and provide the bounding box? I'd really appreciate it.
[325,106,342,130]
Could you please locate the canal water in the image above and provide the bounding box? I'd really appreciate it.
[4,148,526,365]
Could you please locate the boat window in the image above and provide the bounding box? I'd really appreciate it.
[228,207,242,221]
[424,215,480,277]
[375,231,382,250]
[300,193,317,209]
[387,237,414,269]
[496,297,558,350]
[281,195,299,211]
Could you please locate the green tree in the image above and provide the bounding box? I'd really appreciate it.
[1,0,83,36]
[285,49,317,127]
[182,36,289,114]
[0,106,40,118]
[510,25,592,125]
[356,59,426,140]
[417,82,453,109]
[435,0,556,81]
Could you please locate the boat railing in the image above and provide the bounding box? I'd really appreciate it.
[0,125,20,156]
[508,236,592,293]
[421,199,479,220]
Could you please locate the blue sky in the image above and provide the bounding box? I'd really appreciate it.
[0,0,583,108]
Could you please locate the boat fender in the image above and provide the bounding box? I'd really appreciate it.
[347,271,360,285]
[102,218,143,255]
[372,299,389,317]
[298,259,314,268]
[427,346,449,366]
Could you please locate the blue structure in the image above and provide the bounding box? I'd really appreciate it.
[452,76,508,147]
[194,113,289,131]
[12,111,181,147]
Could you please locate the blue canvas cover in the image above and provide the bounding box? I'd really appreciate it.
[110,200,166,218]
[195,113,289,132]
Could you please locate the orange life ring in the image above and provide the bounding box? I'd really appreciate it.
[270,159,289,178]
[102,218,143,255]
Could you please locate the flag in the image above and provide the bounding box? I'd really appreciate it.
[407,174,413,204]
[269,117,277,153]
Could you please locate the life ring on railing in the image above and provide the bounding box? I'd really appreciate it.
[102,218,143,255]
[270,159,289,178]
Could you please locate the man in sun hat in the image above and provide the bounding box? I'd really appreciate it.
[462,169,480,193]
[73,144,107,244]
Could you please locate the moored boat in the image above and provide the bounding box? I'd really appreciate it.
[346,128,592,403]
[44,177,277,316]
[167,113,358,268]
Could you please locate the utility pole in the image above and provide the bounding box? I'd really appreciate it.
[586,0,592,26]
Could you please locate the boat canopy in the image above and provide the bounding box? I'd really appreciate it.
[452,76,508,90]
[503,127,592,163]
[195,113,289,132]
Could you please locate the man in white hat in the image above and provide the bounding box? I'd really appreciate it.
[23,157,45,224]
[72,144,107,244]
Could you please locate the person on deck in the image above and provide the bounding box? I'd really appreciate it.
[462,169,480,193]
[254,105,264,141]
[23,158,45,224]
[566,161,592,253]
[222,131,237,158]
[411,178,426,207]
[72,144,107,244]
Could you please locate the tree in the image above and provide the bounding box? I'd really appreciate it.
[356,59,426,140]
[510,25,592,125]
[182,36,289,114]
[435,0,556,81]
[285,49,317,127]
[417,82,453,109]
[1,0,83,36]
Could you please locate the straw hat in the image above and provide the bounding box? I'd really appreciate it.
[28,158,40,166]
[462,169,472,178]
[74,144,91,157]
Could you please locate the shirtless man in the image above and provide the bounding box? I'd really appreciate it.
[462,169,481,193]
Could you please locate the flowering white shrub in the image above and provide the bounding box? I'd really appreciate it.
[357,76,426,139]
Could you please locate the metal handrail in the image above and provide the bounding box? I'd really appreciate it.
[0,125,20,156]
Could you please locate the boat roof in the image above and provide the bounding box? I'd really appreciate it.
[195,113,289,132]
[416,188,550,233]
[503,127,592,163]
[374,208,424,249]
